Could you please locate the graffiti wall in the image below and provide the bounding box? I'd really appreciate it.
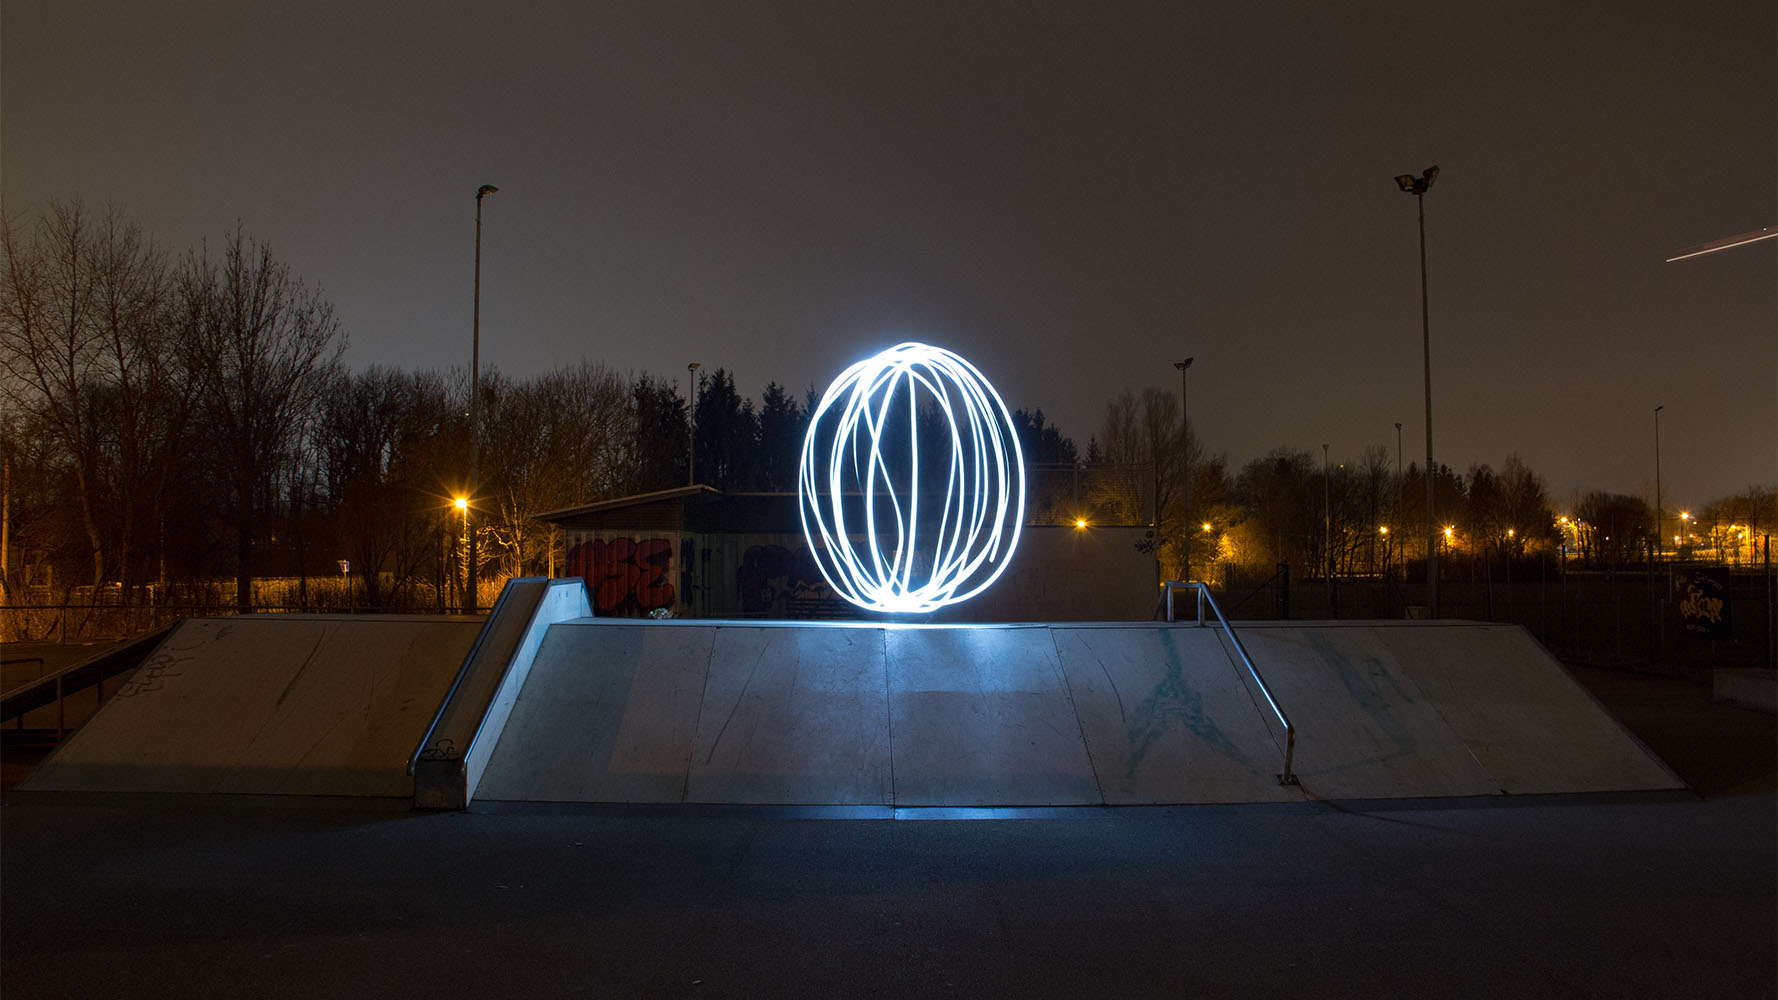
[736,540,840,618]
[565,535,678,616]
[561,527,1149,620]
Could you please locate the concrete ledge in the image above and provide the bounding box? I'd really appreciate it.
[1713,668,1777,714]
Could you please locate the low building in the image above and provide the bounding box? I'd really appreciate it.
[536,487,1156,621]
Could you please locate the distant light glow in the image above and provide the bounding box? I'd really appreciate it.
[453,497,468,511]
[1075,518,1088,529]
[798,342,1026,614]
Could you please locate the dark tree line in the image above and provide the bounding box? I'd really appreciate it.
[0,203,824,613]
[6,200,1768,625]
[3,201,343,611]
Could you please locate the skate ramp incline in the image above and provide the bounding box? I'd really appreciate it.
[23,615,482,797]
[1235,622,1682,799]
[474,619,1682,807]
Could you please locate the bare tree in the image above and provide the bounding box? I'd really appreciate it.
[182,226,344,612]
[478,361,632,579]
[1088,388,1189,575]
[1574,492,1652,567]
[1355,444,1394,574]
[1497,454,1557,555]
[1,201,106,592]
[0,200,187,596]
[313,367,461,609]
[1233,447,1318,571]
[85,206,192,592]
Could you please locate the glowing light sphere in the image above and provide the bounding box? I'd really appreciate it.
[799,342,1025,615]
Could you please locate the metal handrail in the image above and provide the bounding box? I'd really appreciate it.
[407,580,525,775]
[1163,581,1297,785]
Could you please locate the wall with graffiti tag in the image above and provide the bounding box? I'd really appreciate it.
[564,533,679,616]
[735,538,841,618]
[561,526,1149,621]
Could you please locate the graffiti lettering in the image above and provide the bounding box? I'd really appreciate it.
[738,543,836,617]
[1679,590,1723,625]
[1675,567,1733,640]
[567,537,677,615]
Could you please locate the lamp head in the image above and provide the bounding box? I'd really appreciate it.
[477,184,499,198]
[1394,166,1439,195]
[1175,357,1194,371]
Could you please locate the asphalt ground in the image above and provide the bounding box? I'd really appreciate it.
[2,664,1773,999]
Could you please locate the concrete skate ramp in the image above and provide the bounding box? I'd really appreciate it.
[475,619,1682,807]
[1234,622,1682,798]
[24,616,482,797]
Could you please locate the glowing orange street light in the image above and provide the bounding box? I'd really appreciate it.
[453,497,469,609]
[1074,518,1088,529]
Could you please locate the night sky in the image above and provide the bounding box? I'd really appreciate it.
[5,1,1773,507]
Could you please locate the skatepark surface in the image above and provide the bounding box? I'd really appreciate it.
[2,663,1772,999]
[23,616,1686,806]
[21,616,481,796]
[477,618,1682,806]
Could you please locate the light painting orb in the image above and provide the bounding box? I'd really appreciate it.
[798,342,1025,614]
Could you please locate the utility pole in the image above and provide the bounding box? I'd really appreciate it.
[1653,405,1664,561]
[1175,358,1193,581]
[688,362,701,486]
[468,183,497,615]
[1394,165,1440,616]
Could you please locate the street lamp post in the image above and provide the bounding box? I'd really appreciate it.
[1653,405,1664,561]
[1394,421,1403,575]
[1322,443,1332,583]
[688,362,701,486]
[469,183,497,615]
[1175,358,1193,581]
[1395,165,1440,617]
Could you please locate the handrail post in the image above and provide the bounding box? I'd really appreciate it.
[1283,729,1296,787]
[1162,579,1298,786]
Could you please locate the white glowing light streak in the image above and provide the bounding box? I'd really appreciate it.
[799,342,1026,614]
[1665,226,1776,262]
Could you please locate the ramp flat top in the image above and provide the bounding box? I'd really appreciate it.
[25,616,482,797]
